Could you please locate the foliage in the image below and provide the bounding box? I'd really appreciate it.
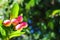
[0,0,60,40]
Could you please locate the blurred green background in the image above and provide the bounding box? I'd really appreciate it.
[0,0,59,40]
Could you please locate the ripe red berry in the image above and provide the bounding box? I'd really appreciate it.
[17,16,23,23]
[3,20,11,27]
[15,24,24,31]
[11,19,19,26]
[20,22,28,28]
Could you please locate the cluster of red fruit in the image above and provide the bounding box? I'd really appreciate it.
[3,16,28,31]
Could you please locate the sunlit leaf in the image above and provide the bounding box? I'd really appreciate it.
[0,0,8,8]
[51,10,60,17]
[0,26,6,37]
[0,20,2,25]
[0,20,6,36]
[0,28,6,37]
[9,30,25,39]
[10,3,19,19]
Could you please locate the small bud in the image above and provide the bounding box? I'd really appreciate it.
[3,20,11,27]
[11,19,19,26]
[17,16,23,23]
[15,24,24,31]
[21,22,28,28]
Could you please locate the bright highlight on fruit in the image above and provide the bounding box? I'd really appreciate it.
[15,24,23,30]
[15,22,28,30]
[3,20,11,27]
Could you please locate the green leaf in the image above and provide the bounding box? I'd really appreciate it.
[0,20,6,37]
[51,10,60,16]
[46,10,52,18]
[10,3,19,19]
[42,37,50,40]
[24,16,28,22]
[0,0,8,8]
[33,33,40,39]
[51,32,55,38]
[0,26,6,37]
[0,0,2,3]
[41,22,47,30]
[35,0,41,5]
[48,21,54,30]
[25,0,35,10]
[0,20,2,26]
[9,30,25,39]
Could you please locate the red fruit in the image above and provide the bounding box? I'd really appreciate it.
[21,22,28,28]
[17,16,23,23]
[15,22,28,30]
[15,24,24,31]
[3,20,11,27]
[11,19,19,26]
